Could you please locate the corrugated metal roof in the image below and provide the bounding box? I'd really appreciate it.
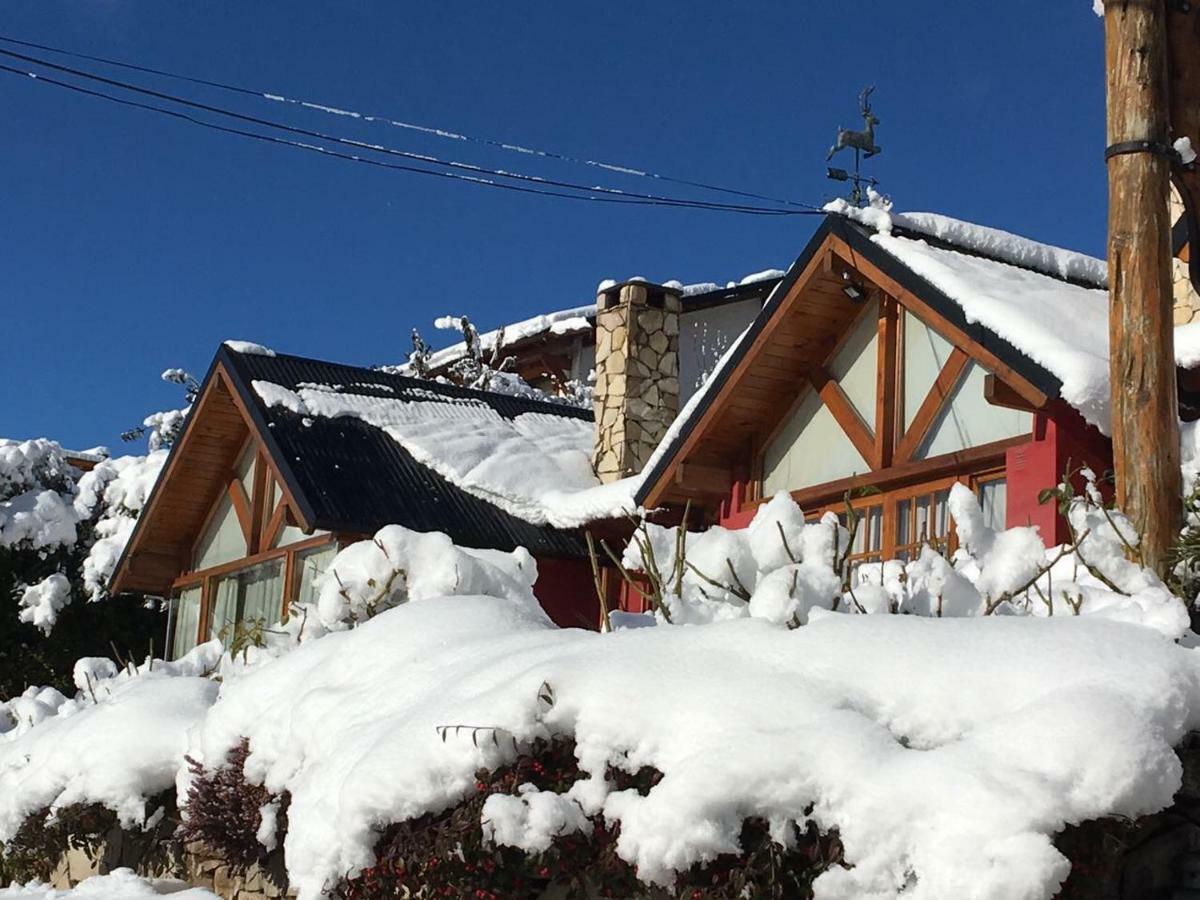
[221,349,591,559]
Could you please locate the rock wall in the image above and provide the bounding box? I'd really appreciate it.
[592,281,681,482]
[1172,185,1199,325]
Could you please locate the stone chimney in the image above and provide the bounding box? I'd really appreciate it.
[592,280,682,482]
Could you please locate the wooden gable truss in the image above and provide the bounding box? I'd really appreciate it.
[639,218,1060,559]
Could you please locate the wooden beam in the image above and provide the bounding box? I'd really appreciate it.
[228,478,253,550]
[641,244,837,508]
[216,367,314,532]
[811,370,878,469]
[827,236,1051,411]
[894,348,970,464]
[760,436,1026,514]
[675,462,733,496]
[1105,0,1182,569]
[876,296,899,468]
[249,448,269,552]
[263,496,287,550]
[984,373,1041,413]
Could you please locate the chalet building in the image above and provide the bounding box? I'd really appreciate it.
[109,347,604,658]
[112,200,1199,652]
[635,207,1200,575]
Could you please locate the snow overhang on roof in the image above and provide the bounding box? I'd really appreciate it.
[634,206,1200,510]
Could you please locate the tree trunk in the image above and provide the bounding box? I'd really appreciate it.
[1104,0,1182,572]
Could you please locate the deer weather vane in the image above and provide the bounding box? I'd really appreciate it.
[826,86,883,206]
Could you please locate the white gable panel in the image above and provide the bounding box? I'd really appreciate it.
[917,362,1032,459]
[763,390,870,496]
[679,298,762,403]
[828,301,878,429]
[903,310,956,430]
[194,491,245,570]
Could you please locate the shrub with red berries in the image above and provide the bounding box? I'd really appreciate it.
[334,737,844,899]
[179,738,288,875]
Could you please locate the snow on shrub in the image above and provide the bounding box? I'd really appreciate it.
[615,479,1189,639]
[1,439,168,634]
[180,587,1200,900]
[312,524,542,630]
[0,868,219,899]
[0,644,220,843]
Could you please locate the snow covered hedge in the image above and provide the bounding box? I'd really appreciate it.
[0,440,167,697]
[4,487,1200,899]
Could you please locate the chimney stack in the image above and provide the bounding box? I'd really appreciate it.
[592,280,681,483]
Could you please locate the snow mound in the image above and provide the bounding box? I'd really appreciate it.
[0,869,220,899]
[223,340,276,357]
[0,657,219,841]
[186,594,1200,900]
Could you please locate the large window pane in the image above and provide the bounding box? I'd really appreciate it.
[171,585,202,660]
[980,479,1007,531]
[296,545,337,608]
[828,301,879,428]
[763,391,870,495]
[209,560,284,644]
[916,362,1032,459]
[194,491,246,570]
[903,311,956,430]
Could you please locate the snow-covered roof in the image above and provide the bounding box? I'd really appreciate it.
[221,347,635,537]
[399,268,784,376]
[635,206,1200,507]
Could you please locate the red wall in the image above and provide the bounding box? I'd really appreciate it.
[1006,405,1113,544]
[533,556,601,630]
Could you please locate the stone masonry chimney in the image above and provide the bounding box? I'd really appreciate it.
[592,280,682,482]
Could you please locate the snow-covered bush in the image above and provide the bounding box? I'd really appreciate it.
[615,478,1190,640]
[0,440,167,697]
[312,524,542,631]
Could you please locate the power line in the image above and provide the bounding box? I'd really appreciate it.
[0,32,817,212]
[0,44,813,216]
[0,62,814,215]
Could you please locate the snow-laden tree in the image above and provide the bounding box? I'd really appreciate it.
[408,317,593,409]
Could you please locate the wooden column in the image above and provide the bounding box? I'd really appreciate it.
[1104,0,1182,571]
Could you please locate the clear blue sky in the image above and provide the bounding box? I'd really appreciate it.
[1,1,1105,452]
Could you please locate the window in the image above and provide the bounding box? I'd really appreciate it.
[208,559,285,643]
[842,502,884,566]
[895,487,952,561]
[915,362,1032,460]
[170,585,202,659]
[295,544,337,607]
[762,391,870,496]
[978,476,1007,531]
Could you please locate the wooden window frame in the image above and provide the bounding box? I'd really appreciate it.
[170,440,337,656]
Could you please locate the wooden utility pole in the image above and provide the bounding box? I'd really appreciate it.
[1104,0,1182,572]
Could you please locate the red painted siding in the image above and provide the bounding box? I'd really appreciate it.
[533,556,601,630]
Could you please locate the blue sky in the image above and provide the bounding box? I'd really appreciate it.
[1,1,1105,452]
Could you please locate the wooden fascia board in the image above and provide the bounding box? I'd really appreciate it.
[827,229,1056,411]
[638,221,841,509]
[214,348,319,532]
[109,353,228,597]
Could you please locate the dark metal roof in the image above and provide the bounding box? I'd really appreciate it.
[219,347,591,559]
[634,215,1065,507]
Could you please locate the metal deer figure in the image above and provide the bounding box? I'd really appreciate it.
[827,86,881,161]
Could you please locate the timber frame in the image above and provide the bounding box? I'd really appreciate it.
[637,216,1060,515]
[110,351,324,599]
